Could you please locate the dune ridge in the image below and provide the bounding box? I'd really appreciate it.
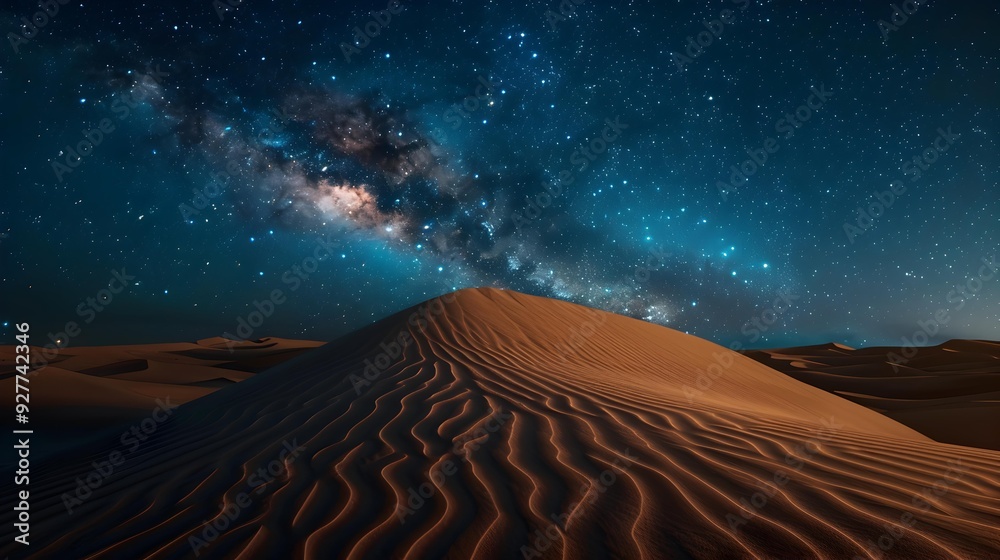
[2,288,998,559]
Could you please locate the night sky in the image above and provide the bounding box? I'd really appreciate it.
[1,0,997,349]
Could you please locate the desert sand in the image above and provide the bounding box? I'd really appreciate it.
[0,337,323,449]
[2,288,998,559]
[746,340,1000,452]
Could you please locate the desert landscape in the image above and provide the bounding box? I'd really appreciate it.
[0,338,323,453]
[5,1,998,558]
[2,288,998,559]
[745,341,1000,452]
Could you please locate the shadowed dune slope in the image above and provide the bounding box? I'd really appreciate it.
[0,337,324,443]
[3,288,999,559]
[746,340,1000,451]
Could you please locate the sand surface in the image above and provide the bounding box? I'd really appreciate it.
[2,289,998,559]
[746,340,1000,451]
[0,337,323,445]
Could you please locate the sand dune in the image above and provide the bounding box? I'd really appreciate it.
[0,337,323,449]
[746,340,1000,451]
[2,289,999,559]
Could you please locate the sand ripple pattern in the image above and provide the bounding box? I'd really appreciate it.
[3,289,999,559]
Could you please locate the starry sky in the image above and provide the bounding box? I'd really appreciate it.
[1,0,997,349]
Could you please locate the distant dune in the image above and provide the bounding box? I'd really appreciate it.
[2,289,998,559]
[0,337,323,443]
[746,340,1000,452]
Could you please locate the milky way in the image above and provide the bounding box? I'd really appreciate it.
[1,1,997,347]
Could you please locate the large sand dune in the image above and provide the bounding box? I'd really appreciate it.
[2,288,999,559]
